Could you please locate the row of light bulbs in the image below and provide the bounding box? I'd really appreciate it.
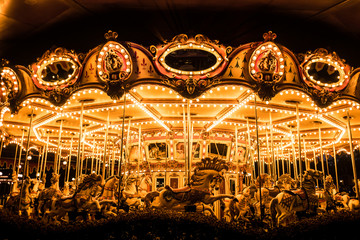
[1,85,359,154]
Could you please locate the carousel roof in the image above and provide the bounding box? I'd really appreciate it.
[1,0,360,66]
[0,1,359,165]
[0,28,359,165]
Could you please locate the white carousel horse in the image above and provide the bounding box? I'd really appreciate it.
[338,193,360,211]
[37,173,62,218]
[254,187,273,218]
[277,174,297,190]
[10,171,20,195]
[144,157,234,214]
[38,174,46,192]
[62,182,76,197]
[316,175,337,212]
[97,175,123,216]
[137,174,152,199]
[46,173,103,222]
[340,179,360,211]
[254,174,298,218]
[255,173,273,189]
[123,173,152,198]
[270,169,324,226]
[122,174,143,209]
[224,185,256,222]
[4,176,33,217]
[225,174,296,222]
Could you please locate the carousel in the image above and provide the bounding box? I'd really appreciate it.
[0,30,359,225]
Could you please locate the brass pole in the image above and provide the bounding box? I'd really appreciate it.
[235,126,240,194]
[12,141,19,172]
[16,129,25,175]
[187,100,191,185]
[102,110,110,179]
[42,133,50,179]
[96,145,100,175]
[55,115,63,174]
[0,139,3,159]
[265,124,270,175]
[36,146,43,177]
[313,149,319,187]
[332,143,339,192]
[269,112,276,179]
[10,142,19,194]
[287,148,291,175]
[19,108,34,213]
[23,108,34,177]
[291,131,298,181]
[117,93,127,212]
[67,134,74,182]
[183,104,188,185]
[75,102,84,185]
[246,118,255,183]
[111,142,115,176]
[124,118,131,177]
[319,127,326,184]
[276,147,280,178]
[138,125,142,171]
[81,135,86,175]
[303,138,308,171]
[280,138,284,175]
[346,110,359,200]
[296,103,302,184]
[91,137,95,174]
[254,96,263,220]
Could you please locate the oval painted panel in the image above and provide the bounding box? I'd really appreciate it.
[40,61,76,83]
[164,49,217,71]
[306,62,340,84]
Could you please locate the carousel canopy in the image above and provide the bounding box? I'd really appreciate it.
[0,28,359,166]
[0,1,359,169]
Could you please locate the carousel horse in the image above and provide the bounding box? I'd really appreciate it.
[38,174,46,192]
[29,178,40,198]
[137,174,152,199]
[251,174,281,218]
[123,173,153,210]
[121,174,143,209]
[62,181,76,196]
[47,173,103,222]
[338,193,360,211]
[124,173,152,197]
[225,185,255,222]
[97,175,124,216]
[317,175,337,212]
[256,173,273,189]
[37,173,62,218]
[144,157,234,214]
[254,187,273,218]
[27,178,41,218]
[277,174,297,190]
[4,176,33,217]
[270,169,323,226]
[10,171,20,195]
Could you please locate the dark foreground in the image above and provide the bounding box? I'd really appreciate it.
[0,210,358,240]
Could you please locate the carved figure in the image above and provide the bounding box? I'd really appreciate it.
[270,169,323,226]
[105,49,123,72]
[144,157,234,215]
[258,51,277,72]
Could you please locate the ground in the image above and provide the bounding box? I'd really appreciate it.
[0,209,359,240]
